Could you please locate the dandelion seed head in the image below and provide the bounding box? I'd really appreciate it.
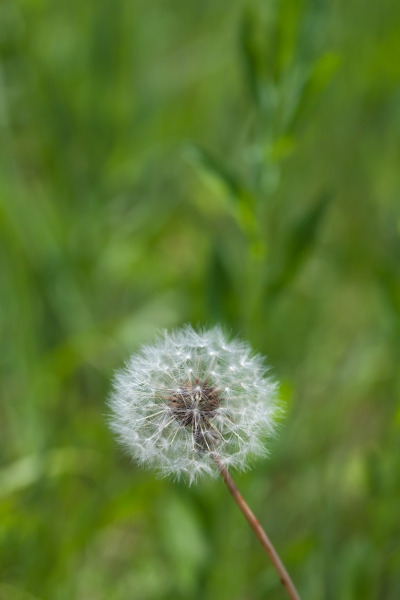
[109,325,280,484]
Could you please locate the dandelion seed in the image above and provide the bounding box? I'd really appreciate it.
[109,325,279,483]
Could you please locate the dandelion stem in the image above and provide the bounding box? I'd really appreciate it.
[214,456,301,600]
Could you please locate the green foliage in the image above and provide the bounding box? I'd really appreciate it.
[1,0,400,598]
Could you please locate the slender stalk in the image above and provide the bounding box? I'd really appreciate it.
[214,456,301,600]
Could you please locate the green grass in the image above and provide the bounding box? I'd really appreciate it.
[1,0,400,598]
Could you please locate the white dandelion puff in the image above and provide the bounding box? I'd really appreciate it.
[108,325,301,600]
[108,325,280,484]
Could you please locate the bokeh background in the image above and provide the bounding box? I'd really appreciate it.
[1,0,400,598]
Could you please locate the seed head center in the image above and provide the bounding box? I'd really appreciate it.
[168,379,221,429]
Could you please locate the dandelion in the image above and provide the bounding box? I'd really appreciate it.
[109,325,300,600]
[109,325,278,482]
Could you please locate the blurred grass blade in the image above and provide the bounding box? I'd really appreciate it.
[206,242,235,325]
[286,53,341,131]
[0,584,43,600]
[0,448,99,498]
[185,144,242,201]
[267,192,331,294]
[239,8,261,107]
[158,492,209,595]
[271,0,303,82]
[185,144,259,239]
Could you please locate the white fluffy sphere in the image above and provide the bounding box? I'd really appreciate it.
[109,326,280,483]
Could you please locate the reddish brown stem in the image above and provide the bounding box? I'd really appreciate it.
[214,457,301,600]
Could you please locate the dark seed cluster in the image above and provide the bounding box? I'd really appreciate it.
[167,378,222,450]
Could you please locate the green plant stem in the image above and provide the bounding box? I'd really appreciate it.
[214,456,301,600]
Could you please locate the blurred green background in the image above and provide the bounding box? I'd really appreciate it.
[1,0,400,598]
